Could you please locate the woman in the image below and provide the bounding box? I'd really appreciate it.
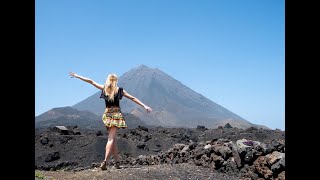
[69,72,152,170]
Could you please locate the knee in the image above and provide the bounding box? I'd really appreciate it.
[107,138,115,143]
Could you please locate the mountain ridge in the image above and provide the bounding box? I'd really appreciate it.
[35,106,148,130]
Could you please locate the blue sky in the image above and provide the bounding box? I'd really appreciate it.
[35,0,285,130]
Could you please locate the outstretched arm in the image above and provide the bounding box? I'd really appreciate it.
[69,72,104,90]
[123,90,152,112]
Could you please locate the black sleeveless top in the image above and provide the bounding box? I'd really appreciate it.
[100,87,124,107]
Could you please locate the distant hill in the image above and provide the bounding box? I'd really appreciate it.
[72,65,267,129]
[35,106,148,130]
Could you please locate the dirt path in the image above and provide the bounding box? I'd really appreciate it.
[36,164,239,180]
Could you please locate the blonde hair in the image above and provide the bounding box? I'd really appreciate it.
[104,73,118,102]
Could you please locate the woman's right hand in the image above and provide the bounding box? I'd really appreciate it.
[69,72,77,78]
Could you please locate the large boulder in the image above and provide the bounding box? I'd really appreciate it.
[224,123,233,128]
[45,151,60,162]
[253,156,273,179]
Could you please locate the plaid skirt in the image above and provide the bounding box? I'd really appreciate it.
[102,107,127,128]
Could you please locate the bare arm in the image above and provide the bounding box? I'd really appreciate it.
[69,72,104,90]
[123,90,152,112]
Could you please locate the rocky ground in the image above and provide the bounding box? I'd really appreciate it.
[35,125,285,179]
[36,163,239,180]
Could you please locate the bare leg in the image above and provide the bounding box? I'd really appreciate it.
[111,138,119,162]
[111,137,121,169]
[103,127,117,161]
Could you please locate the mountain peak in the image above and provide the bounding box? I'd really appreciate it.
[134,64,154,71]
[136,64,163,72]
[122,64,160,78]
[137,64,149,68]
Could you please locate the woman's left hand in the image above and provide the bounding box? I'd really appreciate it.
[145,106,152,113]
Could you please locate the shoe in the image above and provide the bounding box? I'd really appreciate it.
[100,160,107,170]
[115,161,120,169]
